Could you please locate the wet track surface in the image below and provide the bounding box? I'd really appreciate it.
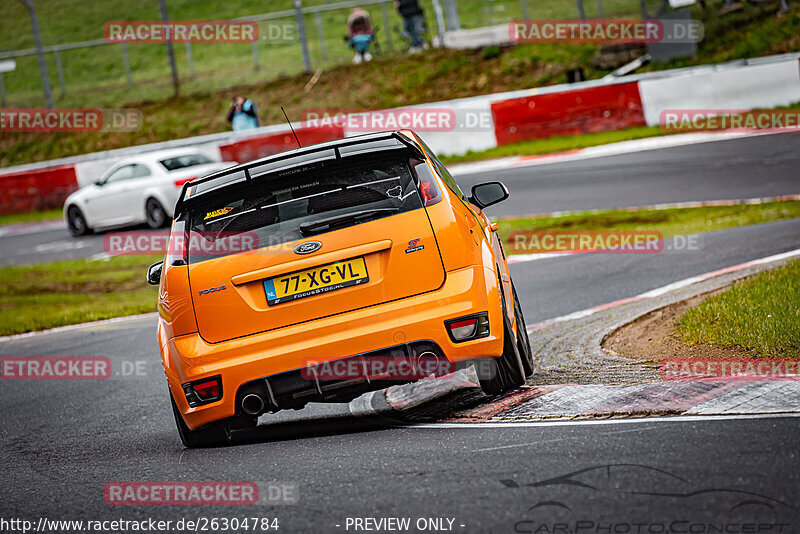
[1,132,798,266]
[1,133,799,530]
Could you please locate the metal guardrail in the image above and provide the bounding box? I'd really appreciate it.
[3,50,798,177]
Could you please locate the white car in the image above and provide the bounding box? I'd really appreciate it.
[64,149,235,236]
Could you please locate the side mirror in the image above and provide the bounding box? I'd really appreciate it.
[94,179,104,187]
[469,181,509,209]
[146,261,163,286]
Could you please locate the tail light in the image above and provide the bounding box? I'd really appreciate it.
[166,218,188,266]
[183,375,223,407]
[174,177,195,187]
[445,313,490,343]
[419,179,442,206]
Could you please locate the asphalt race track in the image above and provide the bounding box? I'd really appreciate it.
[1,132,799,266]
[1,132,799,531]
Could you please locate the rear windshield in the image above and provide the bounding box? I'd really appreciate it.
[160,154,213,171]
[185,156,424,263]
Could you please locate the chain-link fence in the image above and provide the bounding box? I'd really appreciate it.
[0,0,781,108]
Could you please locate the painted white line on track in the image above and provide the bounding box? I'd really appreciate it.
[6,249,798,342]
[527,247,800,333]
[449,129,798,177]
[0,219,66,238]
[468,426,651,452]
[0,312,158,343]
[497,194,800,222]
[409,412,800,429]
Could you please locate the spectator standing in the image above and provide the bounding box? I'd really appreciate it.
[347,8,375,64]
[396,0,427,53]
[227,96,260,131]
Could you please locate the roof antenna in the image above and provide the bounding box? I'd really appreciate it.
[281,107,302,148]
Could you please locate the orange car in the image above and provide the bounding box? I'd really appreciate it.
[147,130,533,447]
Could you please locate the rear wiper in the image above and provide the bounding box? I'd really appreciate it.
[299,207,399,236]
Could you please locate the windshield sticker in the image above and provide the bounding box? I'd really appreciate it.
[387,185,403,198]
[204,207,234,220]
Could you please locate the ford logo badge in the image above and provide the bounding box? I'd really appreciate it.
[294,241,322,255]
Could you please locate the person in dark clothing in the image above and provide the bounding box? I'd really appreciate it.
[395,0,427,52]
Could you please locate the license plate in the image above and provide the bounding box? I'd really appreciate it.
[263,257,369,306]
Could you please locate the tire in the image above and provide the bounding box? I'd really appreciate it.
[512,282,534,378]
[66,206,92,237]
[170,394,230,448]
[145,198,168,229]
[478,283,527,396]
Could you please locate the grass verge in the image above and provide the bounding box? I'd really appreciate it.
[497,200,800,254]
[0,255,160,336]
[0,209,63,226]
[440,125,669,165]
[3,201,800,335]
[1,2,797,168]
[676,259,800,358]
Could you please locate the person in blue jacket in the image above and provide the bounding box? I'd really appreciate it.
[347,8,374,64]
[227,96,260,131]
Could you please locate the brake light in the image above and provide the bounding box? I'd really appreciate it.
[449,318,478,339]
[445,313,490,342]
[419,179,442,206]
[182,375,223,407]
[174,177,195,187]
[166,219,188,266]
[193,379,220,399]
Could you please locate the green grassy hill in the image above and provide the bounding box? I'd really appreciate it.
[1,0,797,168]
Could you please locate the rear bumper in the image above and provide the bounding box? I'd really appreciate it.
[162,265,502,430]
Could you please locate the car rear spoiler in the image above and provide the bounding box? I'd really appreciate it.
[174,131,425,216]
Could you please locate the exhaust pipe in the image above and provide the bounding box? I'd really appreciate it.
[415,351,444,377]
[241,393,265,415]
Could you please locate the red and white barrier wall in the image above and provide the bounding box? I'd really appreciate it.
[0,125,344,214]
[0,165,78,213]
[638,59,800,125]
[217,124,344,163]
[490,82,647,145]
[1,53,798,214]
